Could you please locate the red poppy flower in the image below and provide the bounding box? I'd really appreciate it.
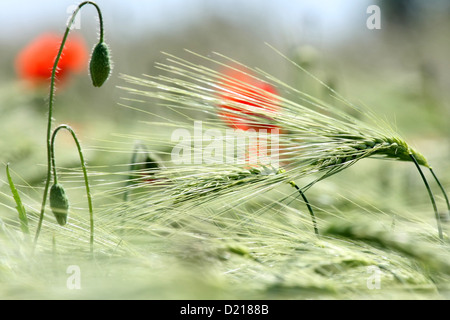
[217,66,280,132]
[15,32,88,87]
[217,67,282,166]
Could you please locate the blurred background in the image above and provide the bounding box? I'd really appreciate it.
[2,1,450,300]
[0,0,449,190]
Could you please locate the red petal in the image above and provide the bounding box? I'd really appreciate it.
[15,32,88,86]
[217,66,280,131]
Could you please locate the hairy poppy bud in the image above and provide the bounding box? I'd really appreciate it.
[89,41,112,87]
[49,183,69,226]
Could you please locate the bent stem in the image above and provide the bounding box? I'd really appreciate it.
[33,1,103,248]
[289,181,319,236]
[429,168,450,215]
[51,125,94,255]
[410,154,443,240]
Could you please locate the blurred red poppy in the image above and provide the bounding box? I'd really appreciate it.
[217,66,280,132]
[15,32,88,87]
[217,67,282,166]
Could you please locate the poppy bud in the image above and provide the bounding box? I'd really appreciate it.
[49,183,69,226]
[89,41,112,87]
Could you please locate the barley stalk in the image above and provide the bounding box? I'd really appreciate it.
[118,49,448,239]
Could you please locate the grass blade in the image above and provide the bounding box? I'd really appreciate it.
[6,163,29,235]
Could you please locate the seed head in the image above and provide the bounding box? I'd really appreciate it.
[49,183,69,226]
[89,41,112,87]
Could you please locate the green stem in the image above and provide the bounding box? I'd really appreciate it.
[33,1,104,248]
[429,168,450,213]
[290,181,319,235]
[51,125,95,255]
[410,154,443,240]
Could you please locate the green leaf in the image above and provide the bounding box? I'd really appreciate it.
[6,164,29,235]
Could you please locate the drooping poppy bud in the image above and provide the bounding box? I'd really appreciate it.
[141,154,161,183]
[132,152,161,184]
[49,183,69,226]
[89,41,112,87]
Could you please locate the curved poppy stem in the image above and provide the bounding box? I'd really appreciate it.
[289,181,319,236]
[410,154,443,240]
[33,1,103,248]
[51,125,94,256]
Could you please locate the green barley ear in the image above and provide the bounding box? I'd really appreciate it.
[89,41,112,87]
[49,183,69,226]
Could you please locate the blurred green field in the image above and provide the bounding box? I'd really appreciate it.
[1,0,450,300]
